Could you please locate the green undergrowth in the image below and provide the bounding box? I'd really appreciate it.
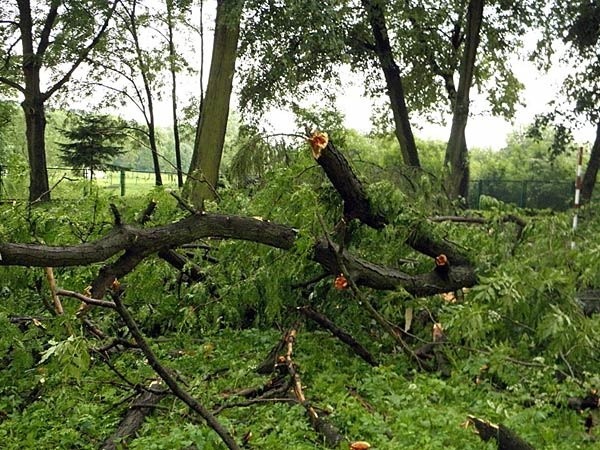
[1,156,599,448]
[0,328,593,449]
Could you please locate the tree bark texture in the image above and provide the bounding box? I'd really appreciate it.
[468,415,536,450]
[444,0,484,201]
[22,96,50,202]
[361,0,420,168]
[581,122,600,203]
[184,0,242,207]
[101,382,166,450]
[312,138,385,229]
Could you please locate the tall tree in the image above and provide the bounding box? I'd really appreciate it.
[119,0,162,186]
[0,0,118,202]
[85,0,169,186]
[238,0,537,194]
[183,0,244,208]
[444,0,484,200]
[165,0,187,188]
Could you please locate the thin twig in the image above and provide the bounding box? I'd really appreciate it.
[56,289,117,309]
[44,267,64,314]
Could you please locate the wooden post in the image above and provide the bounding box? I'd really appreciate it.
[120,170,126,197]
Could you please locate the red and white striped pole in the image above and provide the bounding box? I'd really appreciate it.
[571,146,584,249]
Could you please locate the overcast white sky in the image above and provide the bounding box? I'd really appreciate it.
[258,56,594,151]
[114,2,596,153]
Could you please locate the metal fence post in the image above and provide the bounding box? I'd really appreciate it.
[120,170,126,196]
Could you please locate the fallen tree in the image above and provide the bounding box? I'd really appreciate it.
[0,134,477,298]
[0,132,480,448]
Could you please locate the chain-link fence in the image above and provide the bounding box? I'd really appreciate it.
[468,179,574,210]
[0,164,577,210]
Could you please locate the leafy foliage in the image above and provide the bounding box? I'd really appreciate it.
[0,107,598,450]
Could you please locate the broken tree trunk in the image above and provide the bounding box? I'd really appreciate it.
[101,381,166,450]
[309,133,385,229]
[468,415,536,450]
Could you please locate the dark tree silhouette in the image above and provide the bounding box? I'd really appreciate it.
[58,114,126,180]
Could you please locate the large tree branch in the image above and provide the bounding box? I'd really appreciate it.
[313,239,476,296]
[310,134,385,229]
[0,213,297,267]
[0,76,24,93]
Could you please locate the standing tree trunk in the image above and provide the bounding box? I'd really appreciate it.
[361,0,420,168]
[22,94,50,202]
[18,0,52,202]
[2,0,118,202]
[166,0,184,188]
[127,0,162,186]
[581,122,600,203]
[184,0,243,208]
[444,0,484,201]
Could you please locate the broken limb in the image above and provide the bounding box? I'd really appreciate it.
[313,238,477,296]
[101,380,166,450]
[468,415,535,450]
[44,267,64,314]
[111,293,241,450]
[282,328,346,448]
[298,305,378,366]
[308,132,385,229]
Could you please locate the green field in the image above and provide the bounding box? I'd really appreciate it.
[0,168,180,200]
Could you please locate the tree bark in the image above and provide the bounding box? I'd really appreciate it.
[21,96,50,202]
[468,415,536,450]
[360,0,420,168]
[311,136,385,229]
[298,306,378,366]
[312,238,476,296]
[166,0,184,188]
[184,0,243,207]
[444,0,484,201]
[128,0,162,186]
[101,382,166,450]
[581,122,600,203]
